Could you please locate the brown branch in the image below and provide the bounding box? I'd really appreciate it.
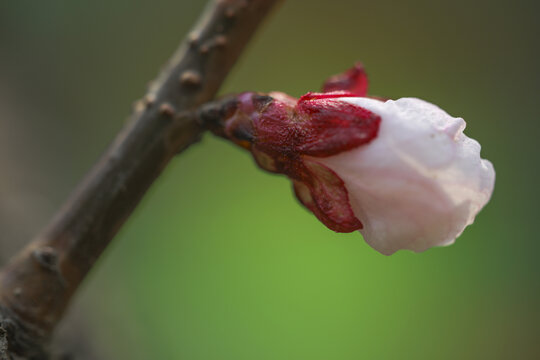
[0,0,280,358]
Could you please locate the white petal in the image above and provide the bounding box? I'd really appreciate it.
[314,97,495,255]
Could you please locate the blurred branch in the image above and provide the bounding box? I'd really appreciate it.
[0,0,280,358]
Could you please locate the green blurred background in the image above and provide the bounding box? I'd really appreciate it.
[1,0,539,359]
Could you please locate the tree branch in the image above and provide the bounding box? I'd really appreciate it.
[0,0,280,358]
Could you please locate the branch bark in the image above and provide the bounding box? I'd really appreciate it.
[0,0,280,358]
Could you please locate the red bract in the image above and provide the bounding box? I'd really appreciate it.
[322,62,368,96]
[217,64,381,232]
[294,92,380,157]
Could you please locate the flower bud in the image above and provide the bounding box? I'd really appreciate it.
[207,64,495,255]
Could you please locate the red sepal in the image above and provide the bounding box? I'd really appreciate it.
[294,92,381,157]
[252,92,380,158]
[293,160,362,232]
[322,63,369,96]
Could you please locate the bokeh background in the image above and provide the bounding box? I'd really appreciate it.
[1,0,539,359]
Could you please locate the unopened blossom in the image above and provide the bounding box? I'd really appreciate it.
[206,63,495,255]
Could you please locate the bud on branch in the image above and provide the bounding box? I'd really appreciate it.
[201,63,495,255]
